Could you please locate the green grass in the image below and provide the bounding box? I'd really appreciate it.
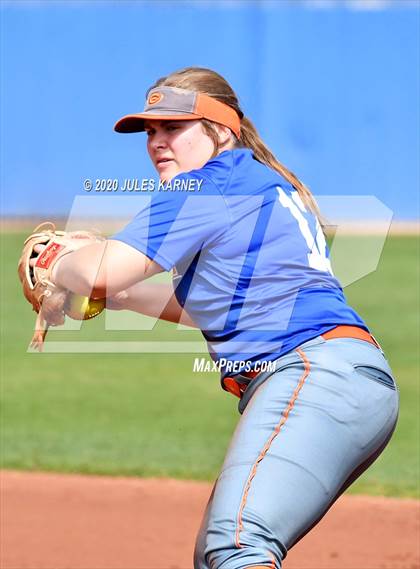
[339,235,420,497]
[1,233,419,497]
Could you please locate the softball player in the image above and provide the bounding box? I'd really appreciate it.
[45,67,399,568]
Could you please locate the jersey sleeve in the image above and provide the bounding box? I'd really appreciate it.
[110,172,230,271]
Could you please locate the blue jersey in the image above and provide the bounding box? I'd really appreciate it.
[112,148,367,365]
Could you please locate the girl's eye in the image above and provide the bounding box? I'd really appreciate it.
[166,125,179,131]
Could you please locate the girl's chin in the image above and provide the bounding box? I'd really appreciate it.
[159,171,179,183]
[156,162,179,181]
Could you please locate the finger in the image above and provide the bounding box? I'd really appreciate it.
[29,244,47,267]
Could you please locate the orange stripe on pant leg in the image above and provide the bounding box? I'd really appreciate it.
[270,551,276,569]
[234,348,311,552]
[245,560,276,569]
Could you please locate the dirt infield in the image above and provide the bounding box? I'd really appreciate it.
[1,470,419,569]
[2,217,419,235]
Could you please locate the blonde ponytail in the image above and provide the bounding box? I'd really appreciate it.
[239,116,323,221]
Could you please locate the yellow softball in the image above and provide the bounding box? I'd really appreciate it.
[64,293,105,320]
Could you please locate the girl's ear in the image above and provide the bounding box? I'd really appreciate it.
[214,124,235,148]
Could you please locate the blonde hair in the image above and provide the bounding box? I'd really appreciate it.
[152,67,322,219]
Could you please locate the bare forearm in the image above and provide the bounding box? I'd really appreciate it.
[48,237,191,325]
[52,240,162,298]
[108,282,197,328]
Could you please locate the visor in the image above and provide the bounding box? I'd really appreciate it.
[114,86,241,138]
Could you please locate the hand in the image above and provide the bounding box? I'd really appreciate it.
[18,222,105,351]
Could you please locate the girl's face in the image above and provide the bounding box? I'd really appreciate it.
[144,119,217,181]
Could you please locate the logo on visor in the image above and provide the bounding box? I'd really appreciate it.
[148,92,163,105]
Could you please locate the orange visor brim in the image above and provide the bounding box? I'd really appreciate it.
[114,113,201,133]
[114,89,241,139]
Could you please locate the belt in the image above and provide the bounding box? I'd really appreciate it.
[222,325,381,399]
[321,325,381,348]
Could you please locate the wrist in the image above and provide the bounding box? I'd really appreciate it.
[106,290,129,310]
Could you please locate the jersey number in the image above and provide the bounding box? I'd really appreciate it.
[277,187,333,274]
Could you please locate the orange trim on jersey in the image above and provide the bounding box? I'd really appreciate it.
[234,348,311,550]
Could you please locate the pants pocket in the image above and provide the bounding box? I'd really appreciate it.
[353,365,396,390]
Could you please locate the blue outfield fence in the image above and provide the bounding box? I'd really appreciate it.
[1,0,419,219]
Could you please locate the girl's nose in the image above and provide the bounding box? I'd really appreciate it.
[150,131,168,150]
